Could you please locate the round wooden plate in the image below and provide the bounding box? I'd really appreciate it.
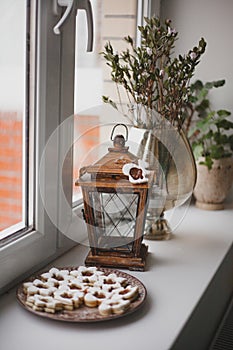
[16,267,147,323]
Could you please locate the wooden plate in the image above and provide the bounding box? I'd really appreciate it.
[16,267,147,323]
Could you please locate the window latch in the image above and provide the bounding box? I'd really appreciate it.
[76,0,94,52]
[53,0,74,35]
[53,0,94,52]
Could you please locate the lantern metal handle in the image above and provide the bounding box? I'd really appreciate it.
[110,124,128,142]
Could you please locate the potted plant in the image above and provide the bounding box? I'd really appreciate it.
[184,79,233,209]
[101,16,207,238]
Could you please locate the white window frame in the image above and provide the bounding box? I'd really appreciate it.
[0,0,76,294]
[0,0,159,294]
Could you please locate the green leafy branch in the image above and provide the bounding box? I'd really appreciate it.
[183,79,233,169]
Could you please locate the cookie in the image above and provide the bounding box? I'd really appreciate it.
[98,298,130,316]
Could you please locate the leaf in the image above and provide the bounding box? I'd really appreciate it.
[209,144,225,159]
[205,157,213,169]
[102,95,109,103]
[204,130,214,139]
[199,37,207,51]
[191,80,203,91]
[199,155,213,170]
[196,114,213,132]
[203,80,225,90]
[192,144,204,160]
[216,119,233,130]
[213,133,229,144]
[196,99,210,118]
[188,127,197,138]
[189,95,198,103]
[204,82,214,89]
[216,109,231,117]
[124,35,133,45]
[197,88,208,100]
[102,96,118,110]
[213,79,225,88]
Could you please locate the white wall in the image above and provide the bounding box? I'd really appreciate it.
[160,0,233,113]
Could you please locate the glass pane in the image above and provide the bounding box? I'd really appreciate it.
[0,1,27,237]
[73,0,138,203]
[89,191,138,250]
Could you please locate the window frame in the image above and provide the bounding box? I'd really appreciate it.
[0,0,76,294]
[0,0,159,294]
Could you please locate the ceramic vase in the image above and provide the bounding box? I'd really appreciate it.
[194,157,233,210]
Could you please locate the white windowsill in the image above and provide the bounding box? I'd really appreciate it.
[0,198,232,350]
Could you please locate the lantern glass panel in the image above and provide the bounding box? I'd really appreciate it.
[89,190,139,252]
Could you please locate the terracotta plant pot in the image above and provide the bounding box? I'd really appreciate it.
[194,157,233,210]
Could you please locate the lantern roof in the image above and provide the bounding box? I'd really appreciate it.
[76,125,154,188]
[81,142,139,177]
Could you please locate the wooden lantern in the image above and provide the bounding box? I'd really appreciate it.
[75,124,154,271]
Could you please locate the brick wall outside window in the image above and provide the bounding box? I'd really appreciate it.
[0,112,23,232]
[0,112,100,231]
[73,115,100,199]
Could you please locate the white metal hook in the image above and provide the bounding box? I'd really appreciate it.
[53,0,74,35]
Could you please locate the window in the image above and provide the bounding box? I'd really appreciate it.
[0,0,156,294]
[0,1,28,238]
[0,0,76,293]
[73,0,141,204]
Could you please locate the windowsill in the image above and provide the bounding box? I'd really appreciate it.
[0,201,232,350]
